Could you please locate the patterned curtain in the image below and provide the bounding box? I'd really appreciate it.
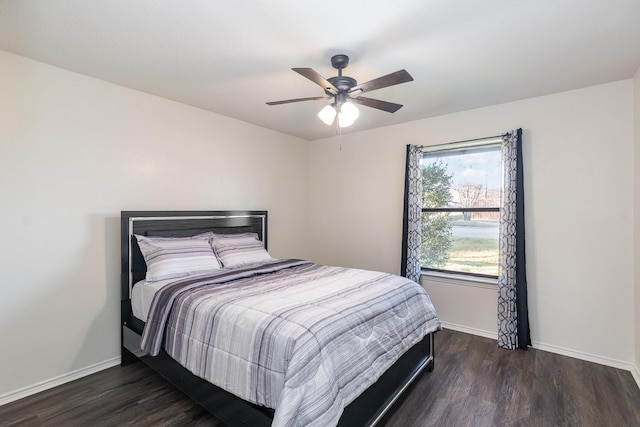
[497,129,530,349]
[401,144,423,283]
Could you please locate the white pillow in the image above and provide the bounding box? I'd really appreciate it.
[135,234,221,282]
[210,233,273,268]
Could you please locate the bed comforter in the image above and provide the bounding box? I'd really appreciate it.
[141,259,440,427]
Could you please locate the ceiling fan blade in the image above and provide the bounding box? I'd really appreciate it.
[349,69,413,94]
[292,68,339,95]
[266,96,330,106]
[349,96,403,113]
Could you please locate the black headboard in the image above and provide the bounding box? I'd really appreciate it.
[120,210,267,302]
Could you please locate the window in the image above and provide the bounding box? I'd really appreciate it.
[421,139,502,278]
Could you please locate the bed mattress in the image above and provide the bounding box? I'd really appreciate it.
[131,278,175,322]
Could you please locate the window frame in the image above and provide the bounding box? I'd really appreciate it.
[420,137,503,280]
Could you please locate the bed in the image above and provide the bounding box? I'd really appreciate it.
[121,210,440,426]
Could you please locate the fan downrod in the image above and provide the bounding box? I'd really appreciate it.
[327,54,356,92]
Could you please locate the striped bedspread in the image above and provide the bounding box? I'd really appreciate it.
[141,259,441,427]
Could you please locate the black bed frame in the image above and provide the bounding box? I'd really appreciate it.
[120,210,435,427]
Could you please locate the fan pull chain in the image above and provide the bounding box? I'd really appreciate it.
[335,117,342,151]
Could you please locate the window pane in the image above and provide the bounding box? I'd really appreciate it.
[422,146,502,209]
[422,212,500,276]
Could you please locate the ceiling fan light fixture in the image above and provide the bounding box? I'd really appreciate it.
[318,104,337,125]
[338,101,359,127]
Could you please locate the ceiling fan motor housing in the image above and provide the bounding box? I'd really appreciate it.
[327,76,357,93]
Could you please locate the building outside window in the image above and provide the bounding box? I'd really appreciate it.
[421,139,502,279]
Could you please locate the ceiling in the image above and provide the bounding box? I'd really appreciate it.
[1,1,640,141]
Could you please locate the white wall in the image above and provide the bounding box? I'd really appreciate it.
[0,50,309,400]
[308,80,635,368]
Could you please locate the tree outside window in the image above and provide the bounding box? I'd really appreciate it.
[421,160,453,268]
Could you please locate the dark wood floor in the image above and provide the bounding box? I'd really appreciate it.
[2,329,639,427]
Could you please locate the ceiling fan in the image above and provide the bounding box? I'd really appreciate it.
[266,54,413,128]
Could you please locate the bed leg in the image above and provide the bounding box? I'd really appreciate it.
[121,346,139,366]
[427,332,435,372]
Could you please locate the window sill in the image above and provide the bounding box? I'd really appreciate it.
[420,270,498,290]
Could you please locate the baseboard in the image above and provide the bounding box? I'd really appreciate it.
[440,321,498,341]
[0,356,120,406]
[530,340,636,373]
[629,364,640,390]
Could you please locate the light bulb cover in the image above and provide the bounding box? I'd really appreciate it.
[340,101,359,121]
[318,105,337,125]
[338,101,359,127]
[338,114,355,127]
